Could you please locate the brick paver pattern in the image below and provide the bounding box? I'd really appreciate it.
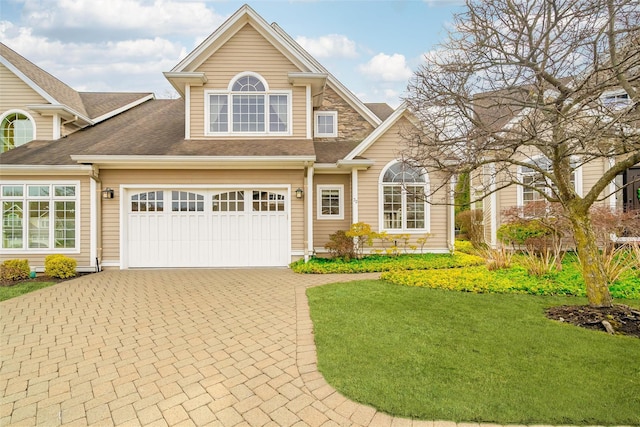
[0,269,607,426]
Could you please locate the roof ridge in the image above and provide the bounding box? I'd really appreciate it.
[0,42,89,117]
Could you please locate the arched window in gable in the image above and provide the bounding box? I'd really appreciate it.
[1,111,35,153]
[207,72,290,135]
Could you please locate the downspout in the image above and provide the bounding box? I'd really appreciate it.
[89,165,102,271]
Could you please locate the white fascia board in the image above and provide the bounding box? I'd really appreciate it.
[70,155,316,169]
[344,102,408,160]
[0,165,94,176]
[0,55,59,105]
[170,6,252,72]
[162,72,207,97]
[27,104,93,126]
[336,159,375,170]
[170,5,315,74]
[92,94,155,123]
[270,23,382,127]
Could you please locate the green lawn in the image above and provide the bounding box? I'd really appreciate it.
[0,281,57,302]
[307,280,640,425]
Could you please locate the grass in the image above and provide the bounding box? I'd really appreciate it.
[0,281,57,301]
[307,280,640,425]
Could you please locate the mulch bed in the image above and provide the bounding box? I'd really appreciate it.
[546,304,640,338]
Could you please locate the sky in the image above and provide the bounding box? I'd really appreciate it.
[1,0,465,108]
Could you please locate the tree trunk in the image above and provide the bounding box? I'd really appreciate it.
[568,207,613,308]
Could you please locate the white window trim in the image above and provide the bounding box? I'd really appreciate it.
[317,184,344,220]
[516,156,582,207]
[0,109,37,150]
[204,72,292,137]
[378,160,430,233]
[314,111,338,138]
[0,181,80,253]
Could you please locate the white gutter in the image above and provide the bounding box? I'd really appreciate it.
[352,169,359,224]
[0,165,94,176]
[70,155,317,169]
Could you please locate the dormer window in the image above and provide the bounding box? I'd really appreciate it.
[1,111,35,153]
[206,72,291,136]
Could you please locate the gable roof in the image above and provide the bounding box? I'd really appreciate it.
[343,102,412,161]
[365,103,394,121]
[166,4,382,127]
[0,43,153,125]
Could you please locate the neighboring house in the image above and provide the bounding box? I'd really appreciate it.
[0,5,454,271]
[470,88,639,248]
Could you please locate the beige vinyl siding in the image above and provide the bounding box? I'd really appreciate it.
[190,23,307,139]
[98,169,306,266]
[0,64,54,141]
[0,175,93,270]
[357,116,449,251]
[312,174,352,250]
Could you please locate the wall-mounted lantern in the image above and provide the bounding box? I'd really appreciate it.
[102,188,115,200]
[295,187,304,200]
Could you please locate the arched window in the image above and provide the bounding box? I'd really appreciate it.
[1,111,34,153]
[207,72,290,135]
[380,161,429,231]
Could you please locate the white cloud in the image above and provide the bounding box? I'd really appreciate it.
[295,34,358,59]
[358,53,413,82]
[1,21,183,96]
[21,0,226,40]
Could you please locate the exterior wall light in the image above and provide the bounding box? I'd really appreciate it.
[102,188,115,199]
[295,187,304,199]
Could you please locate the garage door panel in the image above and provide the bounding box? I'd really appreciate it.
[128,188,289,268]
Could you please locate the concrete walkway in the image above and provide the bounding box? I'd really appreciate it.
[0,269,570,426]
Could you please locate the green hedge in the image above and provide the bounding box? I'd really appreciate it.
[290,252,484,274]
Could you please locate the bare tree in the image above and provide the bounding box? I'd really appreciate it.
[403,0,639,307]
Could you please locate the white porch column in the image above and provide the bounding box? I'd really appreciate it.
[352,169,359,224]
[489,163,498,248]
[90,176,98,271]
[305,165,314,261]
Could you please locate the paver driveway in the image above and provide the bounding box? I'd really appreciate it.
[2,268,439,427]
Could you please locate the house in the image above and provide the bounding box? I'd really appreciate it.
[469,87,639,248]
[0,5,454,271]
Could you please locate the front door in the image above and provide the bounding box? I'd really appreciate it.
[624,168,640,212]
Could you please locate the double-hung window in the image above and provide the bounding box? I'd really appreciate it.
[207,73,290,135]
[518,156,580,210]
[380,162,429,232]
[317,185,344,220]
[314,111,338,137]
[1,183,78,250]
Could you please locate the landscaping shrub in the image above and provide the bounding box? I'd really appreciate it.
[455,209,484,247]
[44,254,77,279]
[0,259,30,282]
[454,240,475,254]
[324,230,355,261]
[345,222,373,259]
[476,245,513,270]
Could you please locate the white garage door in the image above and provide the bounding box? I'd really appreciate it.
[126,188,289,268]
